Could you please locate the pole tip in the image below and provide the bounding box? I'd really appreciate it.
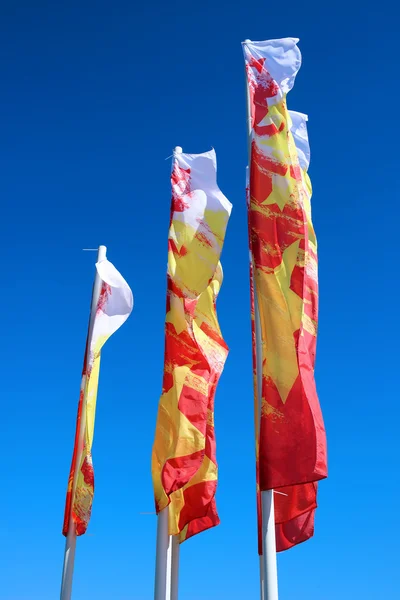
[174,146,183,154]
[244,39,251,44]
[98,245,107,261]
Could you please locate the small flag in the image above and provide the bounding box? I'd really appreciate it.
[243,38,327,551]
[63,258,133,536]
[152,149,232,542]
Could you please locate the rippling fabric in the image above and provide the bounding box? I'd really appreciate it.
[243,38,327,551]
[152,149,231,542]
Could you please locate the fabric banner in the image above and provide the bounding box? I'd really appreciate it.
[243,38,327,551]
[63,258,133,536]
[152,149,231,542]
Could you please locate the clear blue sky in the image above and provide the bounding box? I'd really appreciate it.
[1,1,398,599]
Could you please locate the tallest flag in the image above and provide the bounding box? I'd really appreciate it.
[243,38,327,551]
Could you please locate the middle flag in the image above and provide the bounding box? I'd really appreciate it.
[152,148,232,542]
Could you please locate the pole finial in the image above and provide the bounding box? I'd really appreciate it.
[97,246,107,261]
[174,146,183,154]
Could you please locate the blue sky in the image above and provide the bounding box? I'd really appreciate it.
[1,1,398,599]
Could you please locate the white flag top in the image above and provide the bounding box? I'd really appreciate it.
[289,110,310,171]
[91,258,134,356]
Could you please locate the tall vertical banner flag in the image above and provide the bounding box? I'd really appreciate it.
[152,149,232,542]
[243,38,327,551]
[63,258,133,536]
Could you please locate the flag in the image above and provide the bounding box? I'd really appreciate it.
[152,149,232,542]
[63,258,133,536]
[243,38,327,551]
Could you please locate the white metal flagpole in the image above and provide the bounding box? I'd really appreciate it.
[154,508,171,600]
[154,146,183,600]
[168,147,182,600]
[170,535,180,600]
[260,488,278,600]
[259,555,265,600]
[154,508,180,600]
[244,40,279,600]
[60,245,107,600]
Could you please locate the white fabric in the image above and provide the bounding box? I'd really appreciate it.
[289,111,310,171]
[93,259,133,342]
[242,38,301,104]
[172,148,232,256]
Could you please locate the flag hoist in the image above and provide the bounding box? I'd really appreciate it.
[152,147,232,600]
[242,38,328,600]
[60,246,133,600]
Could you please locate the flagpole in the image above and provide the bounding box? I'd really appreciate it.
[154,508,173,600]
[259,556,265,600]
[168,147,182,600]
[154,147,183,600]
[244,40,279,600]
[170,535,180,600]
[60,245,107,600]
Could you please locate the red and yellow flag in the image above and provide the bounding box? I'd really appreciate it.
[152,149,231,542]
[243,38,327,551]
[63,258,133,536]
